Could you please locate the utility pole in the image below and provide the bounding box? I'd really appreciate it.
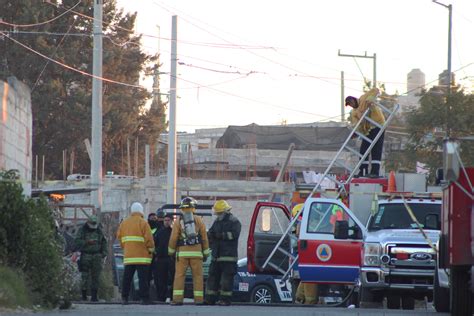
[340,71,345,122]
[91,0,103,219]
[166,16,178,204]
[338,50,377,89]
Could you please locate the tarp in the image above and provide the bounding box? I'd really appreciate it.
[216,123,354,151]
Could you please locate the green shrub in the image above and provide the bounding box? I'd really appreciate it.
[0,170,74,308]
[0,266,31,308]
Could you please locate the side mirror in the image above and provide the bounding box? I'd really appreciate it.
[424,213,439,230]
[334,220,349,239]
[443,140,460,182]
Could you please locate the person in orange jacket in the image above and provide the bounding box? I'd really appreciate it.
[117,202,155,305]
[168,197,210,305]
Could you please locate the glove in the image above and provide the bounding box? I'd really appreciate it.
[86,240,97,245]
[148,248,155,255]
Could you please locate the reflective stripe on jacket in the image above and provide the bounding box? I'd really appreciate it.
[117,213,154,265]
[168,214,209,259]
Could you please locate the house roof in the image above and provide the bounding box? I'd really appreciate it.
[216,123,354,151]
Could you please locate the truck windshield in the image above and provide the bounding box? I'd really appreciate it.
[367,203,441,231]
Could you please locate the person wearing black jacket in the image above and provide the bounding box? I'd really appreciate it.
[204,200,241,306]
[154,213,175,302]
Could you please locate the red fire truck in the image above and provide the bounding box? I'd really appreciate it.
[434,140,474,315]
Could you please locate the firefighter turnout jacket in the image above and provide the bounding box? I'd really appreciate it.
[208,212,241,262]
[117,213,155,265]
[168,215,209,259]
[349,88,386,135]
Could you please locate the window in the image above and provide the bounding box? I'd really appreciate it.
[256,207,288,234]
[306,202,354,235]
[368,203,441,231]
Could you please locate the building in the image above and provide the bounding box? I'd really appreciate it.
[0,77,32,195]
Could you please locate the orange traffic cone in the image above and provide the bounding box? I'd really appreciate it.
[387,171,397,192]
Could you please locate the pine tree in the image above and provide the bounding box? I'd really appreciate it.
[1,0,167,178]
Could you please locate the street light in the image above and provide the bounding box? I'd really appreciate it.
[432,0,452,95]
[432,0,452,137]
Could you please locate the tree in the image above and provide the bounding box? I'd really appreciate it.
[402,87,474,182]
[1,0,167,178]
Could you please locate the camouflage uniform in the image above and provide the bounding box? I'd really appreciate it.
[75,222,108,301]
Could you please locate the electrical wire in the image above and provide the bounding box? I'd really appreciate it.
[1,31,146,90]
[31,20,77,93]
[3,31,349,119]
[0,0,81,28]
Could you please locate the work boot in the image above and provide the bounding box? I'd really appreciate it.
[91,289,98,302]
[81,290,88,301]
[170,301,183,306]
[217,299,231,306]
[140,298,152,305]
[121,297,129,305]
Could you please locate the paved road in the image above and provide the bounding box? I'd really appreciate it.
[1,303,449,316]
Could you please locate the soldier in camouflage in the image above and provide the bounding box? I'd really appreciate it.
[75,215,108,302]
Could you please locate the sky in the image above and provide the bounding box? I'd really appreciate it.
[116,0,474,133]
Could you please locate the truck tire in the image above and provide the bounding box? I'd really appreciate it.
[386,294,401,309]
[451,266,472,316]
[357,287,383,307]
[434,267,450,312]
[401,295,415,310]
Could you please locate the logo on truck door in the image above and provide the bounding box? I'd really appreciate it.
[316,244,332,262]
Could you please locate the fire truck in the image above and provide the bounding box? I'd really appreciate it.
[433,140,474,315]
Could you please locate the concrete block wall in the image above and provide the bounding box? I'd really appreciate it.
[0,78,32,195]
[45,176,293,256]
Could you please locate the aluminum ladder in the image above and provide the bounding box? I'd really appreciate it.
[262,101,400,280]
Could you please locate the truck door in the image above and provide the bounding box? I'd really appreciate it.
[298,198,366,284]
[247,202,290,274]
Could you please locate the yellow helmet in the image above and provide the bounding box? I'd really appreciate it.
[292,203,304,218]
[212,200,232,213]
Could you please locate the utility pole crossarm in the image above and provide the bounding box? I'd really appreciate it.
[338,49,377,89]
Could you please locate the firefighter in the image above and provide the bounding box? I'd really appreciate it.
[346,88,386,177]
[75,215,107,302]
[168,197,209,305]
[204,200,241,306]
[117,202,155,305]
[155,213,175,302]
[290,204,319,305]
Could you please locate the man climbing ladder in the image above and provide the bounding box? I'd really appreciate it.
[345,88,386,178]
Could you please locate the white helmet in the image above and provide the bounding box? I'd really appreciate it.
[130,202,144,215]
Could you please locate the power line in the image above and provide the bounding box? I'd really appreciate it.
[31,20,77,93]
[0,0,81,28]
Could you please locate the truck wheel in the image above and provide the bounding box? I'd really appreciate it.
[401,295,415,310]
[386,294,400,309]
[357,287,383,307]
[451,266,472,316]
[434,267,450,312]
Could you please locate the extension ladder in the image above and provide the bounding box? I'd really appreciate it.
[262,101,400,280]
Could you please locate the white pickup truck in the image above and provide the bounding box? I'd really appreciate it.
[357,196,441,309]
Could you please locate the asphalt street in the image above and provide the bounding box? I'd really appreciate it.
[0,303,449,316]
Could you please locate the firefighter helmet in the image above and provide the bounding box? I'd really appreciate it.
[292,203,304,218]
[212,200,232,213]
[180,197,198,210]
[130,202,144,215]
